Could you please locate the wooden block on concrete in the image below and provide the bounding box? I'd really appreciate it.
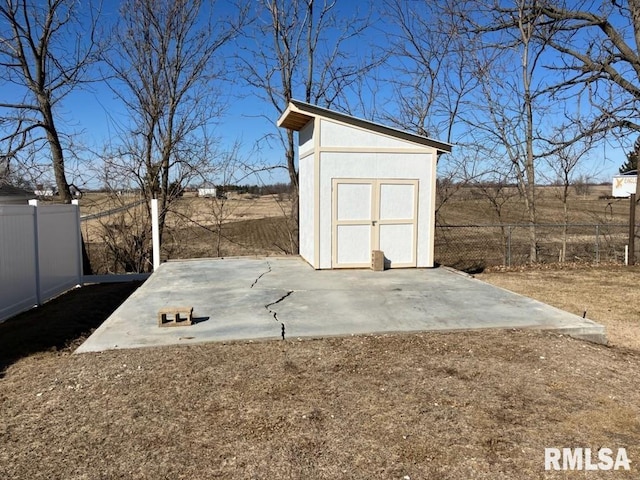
[371,250,385,271]
[158,306,194,327]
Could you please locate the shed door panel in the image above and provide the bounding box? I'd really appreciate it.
[379,183,415,220]
[379,224,414,265]
[377,181,418,267]
[332,179,418,268]
[336,225,371,264]
[336,183,372,221]
[333,181,373,266]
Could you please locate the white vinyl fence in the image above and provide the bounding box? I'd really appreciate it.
[0,201,82,323]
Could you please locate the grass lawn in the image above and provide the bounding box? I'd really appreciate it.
[1,265,639,479]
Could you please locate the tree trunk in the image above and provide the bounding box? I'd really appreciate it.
[41,102,72,203]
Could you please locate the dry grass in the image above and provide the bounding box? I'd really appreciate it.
[2,329,640,479]
[2,265,640,479]
[434,185,631,270]
[478,264,640,351]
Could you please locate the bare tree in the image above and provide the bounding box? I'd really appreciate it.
[534,1,640,138]
[381,0,477,142]
[524,0,640,264]
[0,0,99,202]
[543,127,594,262]
[102,0,244,271]
[236,0,377,252]
[381,0,485,233]
[460,0,562,262]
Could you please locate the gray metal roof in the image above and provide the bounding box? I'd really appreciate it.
[278,99,453,153]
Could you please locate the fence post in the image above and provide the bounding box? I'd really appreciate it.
[72,199,83,285]
[507,225,512,267]
[28,199,42,305]
[151,198,160,271]
[595,224,600,264]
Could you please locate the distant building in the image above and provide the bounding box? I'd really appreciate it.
[197,187,217,198]
[34,188,55,197]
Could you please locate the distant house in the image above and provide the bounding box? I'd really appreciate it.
[197,187,217,198]
[0,184,36,205]
[34,188,55,197]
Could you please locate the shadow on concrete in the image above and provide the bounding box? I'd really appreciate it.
[192,316,210,325]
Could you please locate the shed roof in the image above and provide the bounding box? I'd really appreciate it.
[277,99,453,153]
[0,183,35,200]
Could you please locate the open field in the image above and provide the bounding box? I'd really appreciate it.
[77,185,633,273]
[78,193,295,272]
[1,264,640,479]
[436,184,629,225]
[435,185,632,269]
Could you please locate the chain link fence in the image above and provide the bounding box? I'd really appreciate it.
[435,223,630,271]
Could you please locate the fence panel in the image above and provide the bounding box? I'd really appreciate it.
[36,204,83,302]
[0,205,38,322]
[0,203,81,323]
[434,223,629,271]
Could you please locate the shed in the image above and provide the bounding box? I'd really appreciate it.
[277,100,452,269]
[0,184,36,205]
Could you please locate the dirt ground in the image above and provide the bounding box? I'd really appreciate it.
[1,265,640,479]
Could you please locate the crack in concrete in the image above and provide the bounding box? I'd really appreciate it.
[265,290,294,340]
[250,261,272,288]
[265,290,294,319]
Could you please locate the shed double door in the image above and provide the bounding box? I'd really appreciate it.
[332,178,418,268]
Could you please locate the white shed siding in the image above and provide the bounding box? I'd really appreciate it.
[426,148,438,267]
[319,152,434,269]
[299,121,315,158]
[320,119,422,150]
[298,153,315,265]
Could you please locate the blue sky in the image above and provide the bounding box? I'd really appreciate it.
[0,0,630,190]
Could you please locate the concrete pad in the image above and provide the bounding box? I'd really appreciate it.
[76,256,606,353]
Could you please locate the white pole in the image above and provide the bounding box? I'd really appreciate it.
[625,244,629,266]
[71,199,83,285]
[28,199,41,304]
[151,199,160,270]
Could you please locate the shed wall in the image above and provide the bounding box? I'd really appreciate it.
[299,121,315,157]
[299,152,315,266]
[320,119,426,149]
